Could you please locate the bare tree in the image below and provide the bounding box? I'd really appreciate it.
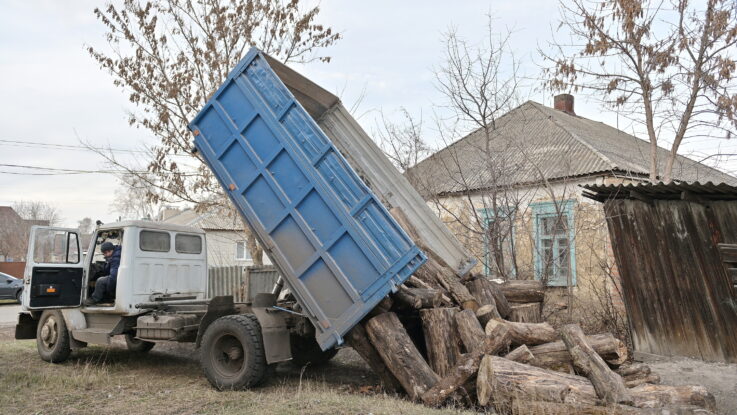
[543,0,737,183]
[111,176,159,220]
[13,201,62,226]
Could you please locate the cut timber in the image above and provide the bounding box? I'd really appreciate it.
[616,363,651,378]
[420,308,461,377]
[505,345,534,364]
[625,374,661,388]
[366,296,393,318]
[498,280,545,303]
[465,276,511,318]
[365,312,440,400]
[630,384,716,412]
[477,356,599,408]
[476,304,501,327]
[392,286,442,309]
[509,302,542,323]
[486,318,558,346]
[508,401,711,415]
[407,275,451,303]
[455,309,487,352]
[344,323,402,393]
[528,333,628,370]
[560,324,632,405]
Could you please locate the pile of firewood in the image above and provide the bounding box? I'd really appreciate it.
[343,208,717,414]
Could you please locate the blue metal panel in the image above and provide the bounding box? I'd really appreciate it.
[189,48,426,349]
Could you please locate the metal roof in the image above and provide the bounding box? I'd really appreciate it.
[99,220,205,234]
[582,181,737,202]
[162,209,245,231]
[406,101,737,196]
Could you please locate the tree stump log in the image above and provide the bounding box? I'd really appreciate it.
[475,304,501,327]
[499,280,545,303]
[455,309,487,352]
[509,302,542,323]
[419,307,461,377]
[629,384,716,412]
[393,286,442,309]
[345,323,403,393]
[486,318,558,346]
[560,324,632,405]
[528,333,628,370]
[616,363,651,378]
[625,374,661,388]
[365,312,440,400]
[505,344,535,364]
[465,276,511,318]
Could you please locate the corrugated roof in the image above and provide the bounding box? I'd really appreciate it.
[406,101,737,196]
[582,181,737,202]
[162,209,245,231]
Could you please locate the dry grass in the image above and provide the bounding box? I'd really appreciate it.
[0,338,476,415]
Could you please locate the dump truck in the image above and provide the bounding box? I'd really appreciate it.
[15,47,474,389]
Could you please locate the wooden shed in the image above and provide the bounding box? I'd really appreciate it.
[583,182,737,363]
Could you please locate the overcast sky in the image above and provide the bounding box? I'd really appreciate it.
[1,0,735,227]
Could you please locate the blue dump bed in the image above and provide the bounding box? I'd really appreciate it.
[189,47,426,349]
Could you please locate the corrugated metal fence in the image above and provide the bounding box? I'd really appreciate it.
[208,265,280,302]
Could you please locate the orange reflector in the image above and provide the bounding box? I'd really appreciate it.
[193,129,200,136]
[229,183,236,191]
[46,287,56,293]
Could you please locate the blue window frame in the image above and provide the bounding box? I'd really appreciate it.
[478,206,516,279]
[531,200,576,286]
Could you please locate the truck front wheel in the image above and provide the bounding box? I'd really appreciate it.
[36,310,71,363]
[200,314,267,390]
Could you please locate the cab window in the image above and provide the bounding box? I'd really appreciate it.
[140,231,170,252]
[175,234,202,254]
[32,228,80,264]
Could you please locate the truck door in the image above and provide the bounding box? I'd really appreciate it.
[24,226,83,309]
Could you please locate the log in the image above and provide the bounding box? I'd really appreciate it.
[505,344,535,364]
[560,324,632,405]
[498,279,545,303]
[465,276,511,318]
[455,309,487,352]
[616,363,651,378]
[344,323,403,393]
[630,384,716,412]
[475,304,501,327]
[407,275,452,304]
[509,302,542,323]
[486,318,558,346]
[419,308,461,377]
[366,296,393,318]
[392,286,442,309]
[477,356,599,408]
[365,312,440,400]
[625,374,661,388]
[528,333,628,370]
[508,401,712,415]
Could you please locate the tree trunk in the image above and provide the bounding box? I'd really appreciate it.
[365,312,440,400]
[505,344,534,364]
[629,384,716,412]
[477,356,599,408]
[407,275,451,303]
[420,307,462,377]
[509,302,542,323]
[616,363,651,379]
[455,309,487,352]
[393,286,442,309]
[528,333,628,370]
[466,276,511,317]
[499,280,545,303]
[485,318,558,346]
[344,323,403,393]
[475,304,501,327]
[560,324,632,405]
[625,374,661,388]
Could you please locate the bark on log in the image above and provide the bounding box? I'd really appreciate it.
[455,309,487,352]
[625,374,661,388]
[508,401,711,415]
[486,318,559,346]
[366,296,393,318]
[509,302,542,323]
[528,333,628,370]
[465,276,511,318]
[477,356,599,408]
[365,312,440,400]
[407,275,452,303]
[345,323,403,393]
[560,324,632,405]
[616,363,651,378]
[499,280,545,303]
[475,304,501,327]
[629,384,716,412]
[393,287,442,309]
[505,344,535,364]
[419,308,461,377]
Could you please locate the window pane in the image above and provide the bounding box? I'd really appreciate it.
[33,229,68,264]
[67,233,80,263]
[236,241,244,260]
[175,234,202,254]
[140,231,170,252]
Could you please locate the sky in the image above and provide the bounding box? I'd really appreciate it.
[1,0,735,227]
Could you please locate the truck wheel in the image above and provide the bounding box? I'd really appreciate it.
[200,314,267,390]
[290,334,337,367]
[36,310,71,363]
[125,334,155,353]
[15,289,22,303]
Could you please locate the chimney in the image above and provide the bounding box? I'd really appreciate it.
[553,94,575,115]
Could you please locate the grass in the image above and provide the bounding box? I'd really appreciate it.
[0,336,476,415]
[0,299,18,304]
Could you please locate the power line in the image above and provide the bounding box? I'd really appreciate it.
[0,163,204,177]
[0,138,194,158]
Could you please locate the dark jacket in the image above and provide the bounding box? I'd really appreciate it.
[103,246,122,282]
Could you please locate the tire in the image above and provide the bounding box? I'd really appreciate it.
[200,314,267,390]
[36,310,72,363]
[290,334,337,367]
[15,289,22,303]
[125,334,155,353]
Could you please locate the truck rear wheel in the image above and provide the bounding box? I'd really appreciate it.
[125,334,155,353]
[290,334,338,367]
[200,314,267,390]
[36,310,71,363]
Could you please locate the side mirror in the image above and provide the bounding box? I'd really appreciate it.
[6,280,11,284]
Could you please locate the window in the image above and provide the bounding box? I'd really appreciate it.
[235,241,252,261]
[532,200,576,286]
[175,234,202,254]
[32,228,80,264]
[479,207,516,279]
[140,230,171,252]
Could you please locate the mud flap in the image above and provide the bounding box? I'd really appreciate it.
[195,296,237,348]
[251,293,292,364]
[15,313,38,339]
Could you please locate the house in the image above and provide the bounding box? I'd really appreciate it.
[406,94,736,327]
[0,206,50,277]
[160,208,268,267]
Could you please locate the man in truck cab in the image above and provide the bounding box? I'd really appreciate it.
[84,242,121,306]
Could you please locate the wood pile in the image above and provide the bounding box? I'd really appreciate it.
[344,207,717,414]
